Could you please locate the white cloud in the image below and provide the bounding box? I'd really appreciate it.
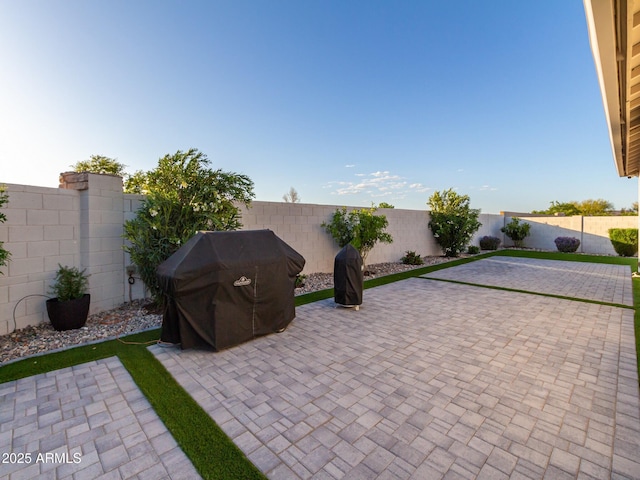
[477,185,498,191]
[326,170,425,199]
[409,183,431,193]
[344,164,355,168]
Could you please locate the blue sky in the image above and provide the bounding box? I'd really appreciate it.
[0,0,637,214]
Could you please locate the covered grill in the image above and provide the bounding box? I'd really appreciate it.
[157,230,305,350]
[333,244,364,309]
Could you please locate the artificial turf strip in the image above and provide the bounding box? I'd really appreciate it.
[0,329,161,384]
[0,329,266,480]
[119,346,267,480]
[419,276,635,310]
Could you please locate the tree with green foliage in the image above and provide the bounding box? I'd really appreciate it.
[532,201,581,216]
[71,155,127,177]
[427,189,481,257]
[0,185,10,274]
[621,202,639,216]
[322,206,393,265]
[501,217,531,248]
[377,202,394,209]
[533,199,614,216]
[123,148,254,302]
[123,170,147,194]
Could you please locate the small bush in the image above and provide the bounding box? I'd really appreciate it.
[554,237,580,253]
[467,246,480,254]
[49,264,89,302]
[609,228,638,257]
[401,251,424,265]
[501,217,531,248]
[295,274,307,288]
[322,206,393,265]
[479,236,501,250]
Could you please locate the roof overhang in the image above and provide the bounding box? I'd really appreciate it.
[584,0,640,177]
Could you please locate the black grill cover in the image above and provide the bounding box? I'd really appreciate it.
[157,230,305,350]
[334,244,363,306]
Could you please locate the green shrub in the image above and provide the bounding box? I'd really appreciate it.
[501,217,531,248]
[49,265,89,302]
[467,245,480,254]
[554,236,580,253]
[427,189,482,257]
[401,251,424,265]
[322,206,393,265]
[479,236,501,250]
[608,228,638,257]
[123,149,254,303]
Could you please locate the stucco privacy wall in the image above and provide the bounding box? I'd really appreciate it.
[238,205,506,273]
[0,173,637,334]
[504,214,638,254]
[238,202,443,273]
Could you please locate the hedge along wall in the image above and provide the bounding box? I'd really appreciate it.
[0,172,636,334]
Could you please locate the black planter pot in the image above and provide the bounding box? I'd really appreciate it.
[46,294,90,331]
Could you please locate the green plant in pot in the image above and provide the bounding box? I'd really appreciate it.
[46,264,90,331]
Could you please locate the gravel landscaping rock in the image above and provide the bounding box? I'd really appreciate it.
[0,258,456,365]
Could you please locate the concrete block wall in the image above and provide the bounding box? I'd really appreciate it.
[0,183,81,335]
[471,214,507,247]
[238,202,443,273]
[505,214,638,255]
[583,216,638,255]
[60,173,126,315]
[1,174,638,335]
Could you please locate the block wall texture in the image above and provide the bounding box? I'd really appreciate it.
[238,202,443,273]
[506,215,638,255]
[0,183,81,335]
[0,175,637,334]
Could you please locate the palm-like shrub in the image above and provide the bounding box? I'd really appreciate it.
[49,265,89,301]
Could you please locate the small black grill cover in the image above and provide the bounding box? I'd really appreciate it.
[334,244,363,306]
[157,230,305,350]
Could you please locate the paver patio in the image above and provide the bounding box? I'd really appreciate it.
[152,275,640,479]
[1,258,639,479]
[422,256,634,306]
[0,357,200,480]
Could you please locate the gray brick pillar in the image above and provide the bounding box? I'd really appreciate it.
[59,172,125,313]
